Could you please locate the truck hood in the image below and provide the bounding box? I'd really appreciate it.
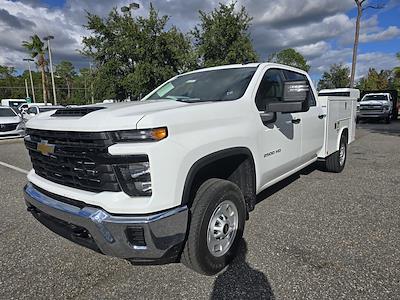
[25,100,192,131]
[360,100,390,106]
[0,116,21,124]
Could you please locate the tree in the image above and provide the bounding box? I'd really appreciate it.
[193,3,258,67]
[318,64,350,90]
[22,34,49,104]
[357,68,392,90]
[0,65,16,99]
[394,52,400,78]
[56,61,76,100]
[350,0,384,87]
[268,48,310,72]
[82,5,196,101]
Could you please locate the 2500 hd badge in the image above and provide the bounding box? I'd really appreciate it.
[264,148,282,158]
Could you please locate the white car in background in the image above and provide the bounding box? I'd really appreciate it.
[18,103,52,113]
[0,106,25,138]
[22,105,64,121]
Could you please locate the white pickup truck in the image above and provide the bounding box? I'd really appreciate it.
[23,63,358,275]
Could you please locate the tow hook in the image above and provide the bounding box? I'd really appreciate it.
[27,206,38,213]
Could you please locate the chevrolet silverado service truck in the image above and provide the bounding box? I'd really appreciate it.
[23,63,358,275]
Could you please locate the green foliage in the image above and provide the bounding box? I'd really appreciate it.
[193,3,258,67]
[22,34,49,103]
[268,48,310,72]
[357,68,392,91]
[82,5,196,101]
[393,52,400,81]
[318,64,350,90]
[56,61,76,100]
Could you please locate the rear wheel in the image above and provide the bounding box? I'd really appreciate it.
[181,178,246,275]
[325,134,347,173]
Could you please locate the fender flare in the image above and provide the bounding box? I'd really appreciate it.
[181,147,256,206]
[337,127,349,150]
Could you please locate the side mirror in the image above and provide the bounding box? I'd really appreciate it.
[283,80,309,102]
[266,80,309,113]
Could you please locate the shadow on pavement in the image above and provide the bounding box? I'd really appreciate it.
[256,163,317,205]
[357,119,400,137]
[211,239,275,299]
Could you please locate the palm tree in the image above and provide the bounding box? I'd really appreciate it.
[22,34,48,104]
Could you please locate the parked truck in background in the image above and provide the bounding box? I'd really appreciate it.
[359,90,399,122]
[23,63,358,275]
[357,92,394,123]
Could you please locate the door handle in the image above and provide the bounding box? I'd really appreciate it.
[292,118,301,124]
[318,114,327,119]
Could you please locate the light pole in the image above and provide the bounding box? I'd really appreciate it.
[121,2,140,13]
[44,35,57,105]
[89,62,94,104]
[24,79,29,98]
[23,58,36,103]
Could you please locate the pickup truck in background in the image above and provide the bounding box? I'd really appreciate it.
[23,63,358,275]
[357,92,394,123]
[359,89,399,122]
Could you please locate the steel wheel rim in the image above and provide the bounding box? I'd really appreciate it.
[339,143,346,166]
[207,200,239,257]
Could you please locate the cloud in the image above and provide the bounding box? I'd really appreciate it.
[359,26,400,42]
[238,0,353,28]
[0,0,398,81]
[0,8,36,29]
[295,41,330,60]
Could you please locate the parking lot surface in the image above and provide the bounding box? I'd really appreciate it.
[0,121,399,299]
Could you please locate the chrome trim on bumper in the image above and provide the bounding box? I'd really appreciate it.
[24,183,188,261]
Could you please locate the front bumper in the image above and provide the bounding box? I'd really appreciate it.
[0,129,25,139]
[24,183,188,264]
[358,111,390,119]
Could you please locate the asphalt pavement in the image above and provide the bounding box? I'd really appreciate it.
[0,121,399,299]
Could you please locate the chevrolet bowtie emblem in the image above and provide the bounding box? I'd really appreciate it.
[37,140,55,156]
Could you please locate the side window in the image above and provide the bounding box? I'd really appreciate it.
[27,107,37,115]
[283,70,316,107]
[255,69,284,111]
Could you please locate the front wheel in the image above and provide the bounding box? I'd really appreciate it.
[324,134,347,173]
[181,178,246,275]
[385,115,391,124]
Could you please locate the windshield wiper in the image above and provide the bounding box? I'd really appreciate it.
[175,98,220,103]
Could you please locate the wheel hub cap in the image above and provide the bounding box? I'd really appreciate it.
[339,144,346,166]
[207,200,239,257]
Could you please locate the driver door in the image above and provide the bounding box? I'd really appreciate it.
[255,68,302,187]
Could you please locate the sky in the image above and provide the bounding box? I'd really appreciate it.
[0,0,399,81]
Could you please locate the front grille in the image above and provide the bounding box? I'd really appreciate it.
[0,123,18,132]
[25,129,121,193]
[360,105,383,112]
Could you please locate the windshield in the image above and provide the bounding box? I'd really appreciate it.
[0,108,17,117]
[362,95,388,101]
[146,67,257,102]
[39,107,60,112]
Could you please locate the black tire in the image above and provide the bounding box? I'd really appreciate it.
[385,116,391,124]
[325,134,347,173]
[181,178,246,275]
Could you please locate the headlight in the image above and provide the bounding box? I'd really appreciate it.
[111,127,168,142]
[116,161,152,196]
[17,122,26,130]
[383,106,389,111]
